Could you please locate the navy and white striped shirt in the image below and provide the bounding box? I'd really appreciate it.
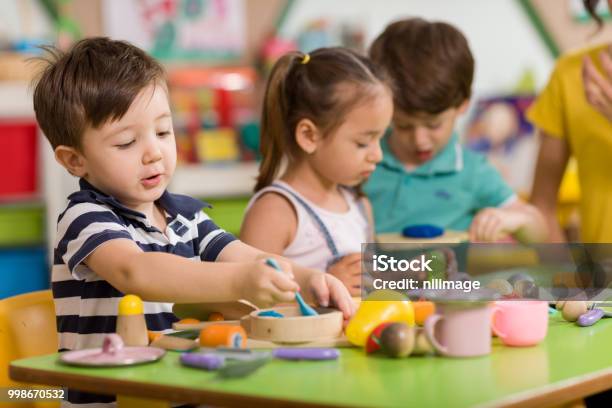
[52,179,235,406]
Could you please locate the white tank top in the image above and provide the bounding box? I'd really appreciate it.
[247,181,371,272]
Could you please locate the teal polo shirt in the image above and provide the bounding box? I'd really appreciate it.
[364,134,516,234]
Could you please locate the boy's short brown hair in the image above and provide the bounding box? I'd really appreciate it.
[33,37,165,150]
[369,18,474,115]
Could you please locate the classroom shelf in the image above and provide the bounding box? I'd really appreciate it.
[170,162,259,198]
[0,203,45,247]
[0,81,33,118]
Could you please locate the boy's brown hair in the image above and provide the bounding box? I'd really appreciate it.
[33,37,165,150]
[369,18,474,115]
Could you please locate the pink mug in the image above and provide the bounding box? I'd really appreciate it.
[491,300,548,347]
[424,302,493,357]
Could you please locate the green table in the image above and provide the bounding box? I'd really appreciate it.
[10,315,612,408]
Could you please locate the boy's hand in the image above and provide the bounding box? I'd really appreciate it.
[237,259,300,308]
[305,272,356,320]
[469,207,526,242]
[327,253,362,296]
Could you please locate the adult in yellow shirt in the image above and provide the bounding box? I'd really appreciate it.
[528,1,612,243]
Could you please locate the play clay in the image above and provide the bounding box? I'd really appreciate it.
[258,310,284,318]
[379,323,415,358]
[181,353,225,370]
[272,348,340,361]
[402,224,444,239]
[577,308,605,327]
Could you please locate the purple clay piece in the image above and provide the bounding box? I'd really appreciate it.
[272,348,340,361]
[577,308,605,327]
[402,224,444,238]
[258,310,284,318]
[180,353,225,370]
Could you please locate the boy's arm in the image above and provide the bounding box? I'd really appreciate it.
[223,234,355,317]
[530,131,570,242]
[85,239,298,306]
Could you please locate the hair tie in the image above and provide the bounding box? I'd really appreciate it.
[301,53,310,64]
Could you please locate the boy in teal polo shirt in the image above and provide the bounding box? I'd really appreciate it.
[365,18,547,243]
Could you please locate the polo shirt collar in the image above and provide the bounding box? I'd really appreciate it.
[380,132,464,176]
[70,178,210,220]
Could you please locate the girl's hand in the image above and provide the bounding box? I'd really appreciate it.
[306,272,356,320]
[237,259,299,308]
[583,50,612,122]
[327,253,362,296]
[469,207,526,242]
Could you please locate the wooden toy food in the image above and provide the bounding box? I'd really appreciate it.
[366,322,393,354]
[559,301,588,322]
[413,328,434,355]
[345,290,414,347]
[199,324,247,348]
[379,323,415,358]
[116,294,148,347]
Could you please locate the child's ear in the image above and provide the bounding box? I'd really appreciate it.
[54,145,87,177]
[458,98,471,115]
[294,118,322,154]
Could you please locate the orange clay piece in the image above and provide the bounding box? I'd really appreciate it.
[413,301,435,326]
[207,312,224,321]
[147,331,162,344]
[177,317,201,325]
[199,324,247,348]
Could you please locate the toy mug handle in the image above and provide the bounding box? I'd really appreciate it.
[424,314,448,355]
[102,333,124,355]
[490,306,507,339]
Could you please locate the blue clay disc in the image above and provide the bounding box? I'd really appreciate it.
[402,224,444,238]
[258,310,284,318]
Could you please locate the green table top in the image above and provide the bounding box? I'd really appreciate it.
[10,315,612,408]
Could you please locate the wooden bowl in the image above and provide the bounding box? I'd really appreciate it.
[243,306,343,344]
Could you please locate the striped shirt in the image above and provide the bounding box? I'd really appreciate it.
[52,178,235,406]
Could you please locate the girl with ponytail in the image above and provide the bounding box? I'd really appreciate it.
[241,47,393,296]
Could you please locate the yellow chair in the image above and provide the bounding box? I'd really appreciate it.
[0,290,59,408]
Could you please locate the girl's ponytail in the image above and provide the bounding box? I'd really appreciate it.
[255,52,302,191]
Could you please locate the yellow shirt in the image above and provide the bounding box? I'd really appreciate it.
[527,44,612,243]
